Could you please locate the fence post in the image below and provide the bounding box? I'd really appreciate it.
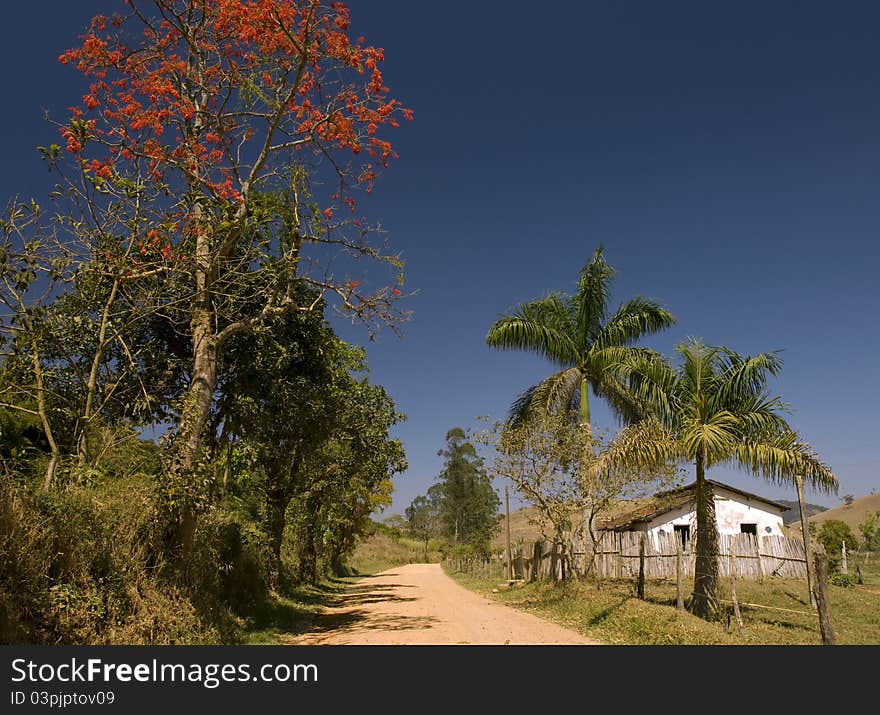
[676,538,685,611]
[754,534,765,581]
[728,545,745,636]
[813,543,836,645]
[637,532,646,599]
[841,543,848,575]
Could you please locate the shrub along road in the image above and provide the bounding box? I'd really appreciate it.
[284,563,600,645]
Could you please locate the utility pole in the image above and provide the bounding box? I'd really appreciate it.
[506,484,512,581]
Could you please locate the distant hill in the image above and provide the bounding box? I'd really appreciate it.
[807,492,880,533]
[776,499,828,526]
[492,498,655,549]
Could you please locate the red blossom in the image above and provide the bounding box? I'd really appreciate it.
[55,0,412,265]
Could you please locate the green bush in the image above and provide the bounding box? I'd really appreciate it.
[829,572,854,588]
[0,477,211,644]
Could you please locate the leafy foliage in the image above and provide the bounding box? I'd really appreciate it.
[407,429,501,554]
[486,247,675,427]
[817,520,858,571]
[0,2,413,642]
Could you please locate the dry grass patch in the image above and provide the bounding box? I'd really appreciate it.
[447,564,880,645]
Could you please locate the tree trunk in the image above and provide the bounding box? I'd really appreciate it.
[296,492,322,583]
[637,532,646,599]
[31,342,60,491]
[297,523,318,584]
[172,225,218,560]
[579,376,591,427]
[265,485,287,586]
[78,277,120,466]
[795,475,816,607]
[812,543,836,645]
[691,452,719,620]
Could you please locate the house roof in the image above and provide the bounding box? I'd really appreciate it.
[599,479,790,531]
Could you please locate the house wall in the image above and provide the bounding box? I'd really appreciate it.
[641,486,786,540]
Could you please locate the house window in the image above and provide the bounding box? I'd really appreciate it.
[673,524,690,547]
[740,523,757,535]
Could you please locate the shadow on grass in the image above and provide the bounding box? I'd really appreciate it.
[243,579,352,642]
[780,589,810,607]
[586,597,631,626]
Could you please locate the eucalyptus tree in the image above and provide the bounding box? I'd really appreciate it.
[485,247,675,431]
[433,428,501,549]
[406,492,442,561]
[590,339,838,619]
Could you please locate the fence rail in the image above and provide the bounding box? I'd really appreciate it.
[501,530,808,582]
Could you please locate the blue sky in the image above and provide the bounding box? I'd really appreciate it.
[2,2,878,515]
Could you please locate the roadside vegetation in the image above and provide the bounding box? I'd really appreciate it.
[447,554,880,644]
[1,1,411,645]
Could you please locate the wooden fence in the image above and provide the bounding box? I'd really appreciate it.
[502,530,808,582]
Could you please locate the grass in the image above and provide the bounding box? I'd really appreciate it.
[347,532,442,575]
[446,553,880,645]
[240,577,358,644]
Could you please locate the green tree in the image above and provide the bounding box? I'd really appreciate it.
[405,493,441,561]
[480,412,677,580]
[857,512,879,551]
[433,428,501,550]
[216,295,346,582]
[817,520,858,570]
[485,247,675,430]
[49,1,412,557]
[591,339,838,619]
[287,376,406,582]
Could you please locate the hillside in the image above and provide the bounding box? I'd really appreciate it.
[776,499,827,526]
[491,499,656,549]
[807,492,880,532]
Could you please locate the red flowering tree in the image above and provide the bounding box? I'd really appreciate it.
[56,0,412,549]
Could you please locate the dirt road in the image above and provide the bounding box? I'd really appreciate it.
[285,563,599,645]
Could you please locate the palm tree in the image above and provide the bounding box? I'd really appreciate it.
[591,339,838,620]
[485,247,676,431]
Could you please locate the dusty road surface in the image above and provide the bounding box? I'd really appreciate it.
[285,563,600,645]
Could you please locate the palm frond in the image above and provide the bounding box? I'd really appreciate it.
[592,297,676,350]
[730,394,791,438]
[731,432,838,494]
[575,246,614,345]
[586,418,681,479]
[591,370,648,425]
[717,351,784,405]
[486,294,580,366]
[677,338,725,398]
[508,367,582,426]
[681,410,740,463]
[612,351,678,426]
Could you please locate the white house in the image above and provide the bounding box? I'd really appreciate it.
[602,479,789,544]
